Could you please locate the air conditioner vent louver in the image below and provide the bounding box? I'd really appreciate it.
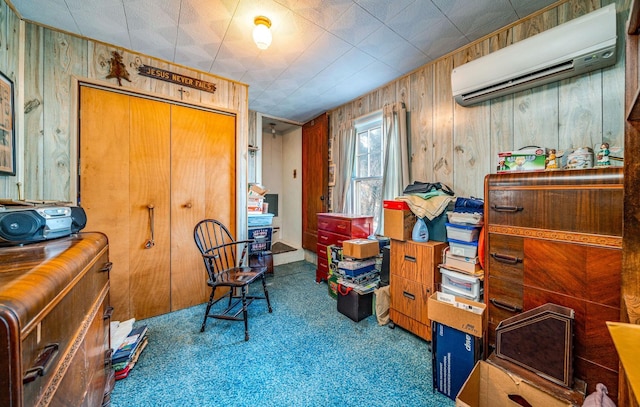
[452,3,617,107]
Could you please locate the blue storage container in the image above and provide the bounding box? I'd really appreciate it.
[248,213,274,227]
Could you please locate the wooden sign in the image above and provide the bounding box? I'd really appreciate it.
[137,65,217,94]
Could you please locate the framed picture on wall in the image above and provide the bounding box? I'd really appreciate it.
[0,71,15,175]
[328,163,336,187]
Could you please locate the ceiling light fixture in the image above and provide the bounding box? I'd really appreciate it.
[253,16,272,50]
[270,123,276,138]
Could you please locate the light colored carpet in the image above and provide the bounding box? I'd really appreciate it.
[109,261,455,407]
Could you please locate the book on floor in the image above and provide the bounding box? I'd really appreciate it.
[112,324,148,366]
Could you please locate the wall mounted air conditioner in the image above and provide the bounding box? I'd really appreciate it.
[451,3,617,107]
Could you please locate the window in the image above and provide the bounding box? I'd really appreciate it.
[351,115,383,231]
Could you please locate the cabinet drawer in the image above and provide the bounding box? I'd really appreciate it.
[487,275,523,346]
[318,216,353,235]
[390,240,445,286]
[488,234,523,281]
[317,230,349,247]
[317,214,373,238]
[390,274,430,323]
[486,187,622,236]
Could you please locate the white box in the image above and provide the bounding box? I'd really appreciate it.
[449,239,478,258]
[446,223,481,242]
[446,211,484,225]
[444,250,482,275]
[440,267,483,301]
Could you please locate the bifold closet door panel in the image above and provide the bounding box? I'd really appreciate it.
[79,87,132,320]
[170,106,236,311]
[129,96,172,319]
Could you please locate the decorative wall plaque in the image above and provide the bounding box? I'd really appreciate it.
[137,65,217,94]
[106,51,131,86]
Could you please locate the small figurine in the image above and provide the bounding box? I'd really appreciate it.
[546,149,558,169]
[596,142,610,166]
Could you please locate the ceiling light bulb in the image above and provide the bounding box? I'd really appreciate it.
[253,16,272,50]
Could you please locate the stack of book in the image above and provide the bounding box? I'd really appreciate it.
[111,325,148,380]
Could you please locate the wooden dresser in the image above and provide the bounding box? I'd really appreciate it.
[0,232,113,407]
[484,168,623,402]
[316,213,373,282]
[389,240,447,341]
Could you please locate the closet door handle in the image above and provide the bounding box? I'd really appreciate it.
[144,204,155,249]
[491,204,523,213]
[490,253,522,264]
[489,298,522,313]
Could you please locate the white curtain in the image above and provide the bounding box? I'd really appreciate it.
[375,102,410,235]
[334,119,355,213]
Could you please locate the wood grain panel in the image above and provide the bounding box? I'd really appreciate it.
[43,30,86,201]
[23,23,45,200]
[409,65,434,182]
[79,86,132,320]
[170,105,236,311]
[129,95,172,319]
[433,55,454,187]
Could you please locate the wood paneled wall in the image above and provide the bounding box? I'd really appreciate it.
[0,0,248,203]
[329,0,628,199]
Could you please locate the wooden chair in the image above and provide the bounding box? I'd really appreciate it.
[193,219,272,341]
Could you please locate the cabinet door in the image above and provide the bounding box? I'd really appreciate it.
[170,106,236,311]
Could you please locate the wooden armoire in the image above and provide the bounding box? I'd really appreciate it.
[79,85,236,320]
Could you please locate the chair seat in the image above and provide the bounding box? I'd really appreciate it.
[208,266,267,287]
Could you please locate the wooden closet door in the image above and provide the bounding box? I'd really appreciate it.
[170,105,236,311]
[129,96,171,319]
[79,87,131,319]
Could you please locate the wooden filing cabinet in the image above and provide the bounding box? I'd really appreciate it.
[0,232,113,407]
[484,168,623,402]
[315,213,373,282]
[389,240,447,341]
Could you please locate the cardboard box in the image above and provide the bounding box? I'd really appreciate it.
[428,292,486,338]
[342,239,379,259]
[383,208,415,241]
[456,359,573,407]
[497,147,547,173]
[433,321,483,400]
[444,250,482,275]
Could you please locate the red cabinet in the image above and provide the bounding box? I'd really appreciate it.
[316,213,373,282]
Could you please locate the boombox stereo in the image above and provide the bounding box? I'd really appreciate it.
[0,204,87,246]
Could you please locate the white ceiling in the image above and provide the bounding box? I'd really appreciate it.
[8,0,558,124]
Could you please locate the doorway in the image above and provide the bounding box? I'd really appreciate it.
[256,114,304,266]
